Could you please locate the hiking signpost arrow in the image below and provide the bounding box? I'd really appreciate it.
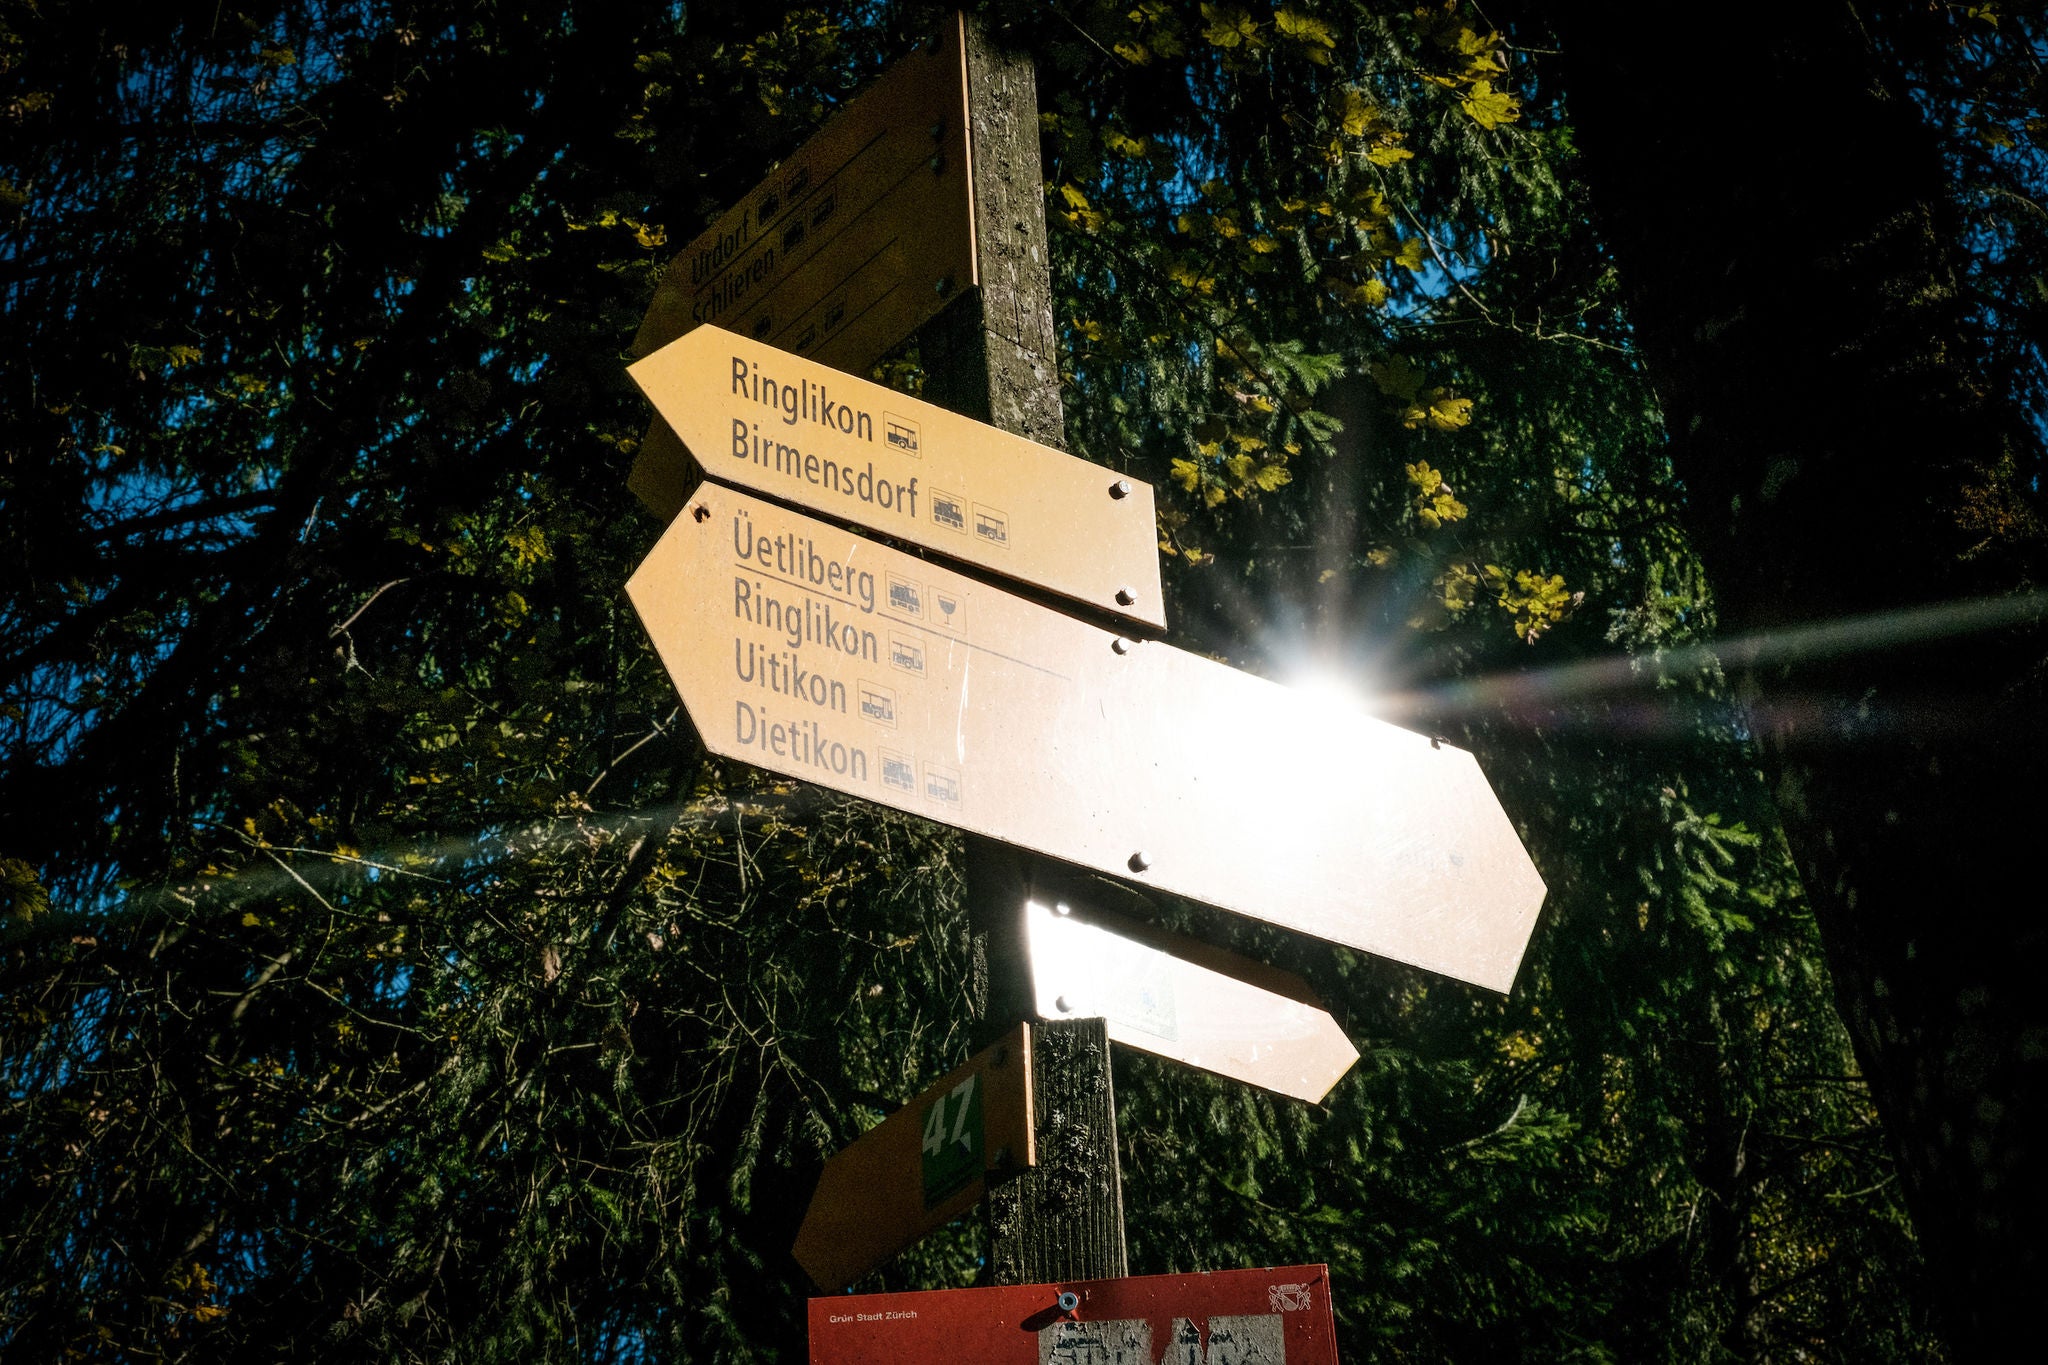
[1023,899,1360,1104]
[625,482,1546,994]
[793,1026,1036,1294]
[627,324,1165,633]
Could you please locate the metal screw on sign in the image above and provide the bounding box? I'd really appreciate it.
[1056,1291,1081,1314]
[1110,478,1133,499]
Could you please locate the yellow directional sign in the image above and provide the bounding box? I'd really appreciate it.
[626,485,1547,994]
[628,324,1165,633]
[793,1025,1035,1293]
[1024,900,1360,1103]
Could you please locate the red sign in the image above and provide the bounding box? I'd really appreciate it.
[809,1264,1339,1364]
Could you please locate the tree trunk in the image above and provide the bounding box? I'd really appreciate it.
[1531,5,2048,1358]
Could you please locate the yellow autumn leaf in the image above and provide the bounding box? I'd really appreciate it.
[1461,79,1521,130]
[1365,142,1414,166]
[1113,41,1152,64]
[1335,276,1391,309]
[1439,562,1478,611]
[1403,389,1473,431]
[1252,462,1292,491]
[1275,9,1337,47]
[1405,460,1444,495]
[1170,457,1203,492]
[1201,3,1258,47]
[1392,235,1427,270]
[1338,89,1376,138]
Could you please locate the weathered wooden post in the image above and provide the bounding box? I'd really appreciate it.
[912,15,1129,1285]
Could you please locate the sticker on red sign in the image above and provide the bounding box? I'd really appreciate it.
[808,1264,1338,1364]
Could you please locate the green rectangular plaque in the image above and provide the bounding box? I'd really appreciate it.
[919,1072,984,1209]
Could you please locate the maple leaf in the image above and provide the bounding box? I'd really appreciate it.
[1461,79,1521,130]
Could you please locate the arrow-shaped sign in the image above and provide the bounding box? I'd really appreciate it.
[627,325,1165,633]
[630,14,975,376]
[1024,899,1359,1103]
[794,1025,1034,1293]
[627,485,1546,992]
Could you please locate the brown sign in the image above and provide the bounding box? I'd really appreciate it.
[1024,900,1359,1103]
[629,14,977,514]
[628,324,1165,632]
[793,1025,1034,1293]
[626,486,1547,993]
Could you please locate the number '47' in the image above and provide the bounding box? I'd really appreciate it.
[920,1075,977,1156]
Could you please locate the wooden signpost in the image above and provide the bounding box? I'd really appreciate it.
[1024,899,1360,1104]
[628,324,1164,632]
[618,7,1549,1334]
[625,482,1546,993]
[793,1026,1035,1293]
[809,1264,1341,1365]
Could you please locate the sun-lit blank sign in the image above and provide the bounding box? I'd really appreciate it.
[1024,900,1360,1103]
[627,484,1547,993]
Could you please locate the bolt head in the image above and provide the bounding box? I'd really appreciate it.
[1128,850,1151,873]
[1054,995,1073,1013]
[1111,637,1130,655]
[1115,586,1137,606]
[1110,478,1133,499]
